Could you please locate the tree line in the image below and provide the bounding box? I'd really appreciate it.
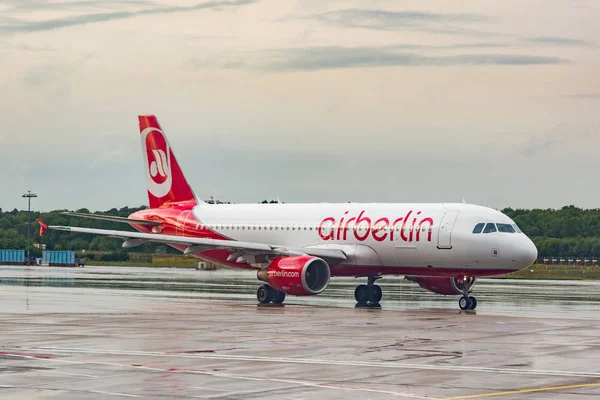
[503,205,600,259]
[1,204,599,260]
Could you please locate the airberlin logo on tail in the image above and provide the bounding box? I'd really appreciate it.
[318,210,434,243]
[141,127,172,198]
[150,149,170,181]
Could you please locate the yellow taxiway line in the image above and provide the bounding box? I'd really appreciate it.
[439,382,600,399]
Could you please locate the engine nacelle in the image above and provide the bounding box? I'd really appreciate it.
[257,256,330,296]
[407,276,477,295]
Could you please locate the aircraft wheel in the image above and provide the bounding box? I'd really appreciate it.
[468,296,477,310]
[370,285,383,303]
[257,284,274,304]
[459,296,471,310]
[355,284,371,303]
[272,290,286,304]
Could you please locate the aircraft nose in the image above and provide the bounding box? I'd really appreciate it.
[513,236,538,269]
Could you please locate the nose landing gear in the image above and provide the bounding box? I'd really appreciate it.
[355,276,382,306]
[457,276,477,310]
[459,295,477,310]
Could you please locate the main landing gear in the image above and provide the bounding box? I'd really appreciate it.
[354,276,382,307]
[257,284,286,305]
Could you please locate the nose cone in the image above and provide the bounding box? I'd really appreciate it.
[513,236,538,270]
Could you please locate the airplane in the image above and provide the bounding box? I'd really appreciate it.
[37,115,538,310]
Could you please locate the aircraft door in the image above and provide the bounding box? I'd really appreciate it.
[437,210,460,249]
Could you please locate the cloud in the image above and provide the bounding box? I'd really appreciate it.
[2,0,157,11]
[519,121,597,157]
[312,9,482,29]
[527,36,594,47]
[567,93,600,99]
[0,0,256,36]
[305,8,504,38]
[192,45,568,72]
[306,9,597,47]
[364,42,510,51]
[0,39,56,53]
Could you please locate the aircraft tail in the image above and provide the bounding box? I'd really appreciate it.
[138,115,200,208]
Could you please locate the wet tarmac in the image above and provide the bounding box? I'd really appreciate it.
[0,265,599,399]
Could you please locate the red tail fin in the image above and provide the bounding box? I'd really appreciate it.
[139,115,197,208]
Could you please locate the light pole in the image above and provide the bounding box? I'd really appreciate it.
[22,190,37,264]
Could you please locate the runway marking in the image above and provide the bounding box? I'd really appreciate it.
[0,384,139,398]
[45,370,98,378]
[190,386,229,392]
[0,351,432,399]
[439,382,600,399]
[27,346,600,378]
[87,390,140,398]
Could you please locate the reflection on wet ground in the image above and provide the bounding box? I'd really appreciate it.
[1,265,599,318]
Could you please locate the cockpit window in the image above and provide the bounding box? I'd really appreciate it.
[482,223,497,233]
[497,223,516,233]
[513,224,522,233]
[472,223,485,234]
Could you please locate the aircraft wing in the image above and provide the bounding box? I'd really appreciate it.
[40,223,348,264]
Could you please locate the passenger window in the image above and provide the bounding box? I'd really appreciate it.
[482,223,497,233]
[497,223,515,233]
[473,223,484,234]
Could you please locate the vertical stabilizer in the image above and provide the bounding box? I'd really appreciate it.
[138,115,199,208]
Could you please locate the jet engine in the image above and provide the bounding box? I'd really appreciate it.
[407,276,477,296]
[257,256,330,296]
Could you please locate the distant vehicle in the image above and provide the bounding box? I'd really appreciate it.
[37,115,537,310]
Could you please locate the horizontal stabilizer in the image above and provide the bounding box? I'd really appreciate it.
[61,212,162,226]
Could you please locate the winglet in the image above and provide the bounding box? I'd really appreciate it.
[36,218,48,237]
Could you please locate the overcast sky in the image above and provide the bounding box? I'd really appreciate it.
[1,0,599,212]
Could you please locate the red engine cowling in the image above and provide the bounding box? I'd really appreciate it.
[408,276,477,295]
[257,256,331,296]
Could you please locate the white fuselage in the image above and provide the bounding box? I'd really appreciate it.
[190,202,537,276]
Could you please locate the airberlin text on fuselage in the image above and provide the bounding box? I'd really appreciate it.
[318,210,434,242]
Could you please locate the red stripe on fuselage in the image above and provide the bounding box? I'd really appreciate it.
[329,265,518,278]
